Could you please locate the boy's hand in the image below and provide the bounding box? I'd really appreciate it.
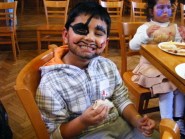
[178,26,185,42]
[136,115,155,137]
[79,104,109,126]
[147,25,160,37]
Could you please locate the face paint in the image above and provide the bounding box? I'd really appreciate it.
[156,4,172,17]
[73,41,103,49]
[95,25,106,35]
[70,16,107,36]
[70,15,107,49]
[101,41,106,48]
[70,15,93,36]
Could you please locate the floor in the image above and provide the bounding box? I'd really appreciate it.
[0,4,182,139]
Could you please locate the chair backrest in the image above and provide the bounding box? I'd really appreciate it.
[131,1,147,22]
[14,49,54,139]
[99,0,124,23]
[170,1,178,23]
[160,118,180,139]
[0,1,17,28]
[99,0,124,57]
[118,22,144,75]
[180,3,185,26]
[43,0,70,25]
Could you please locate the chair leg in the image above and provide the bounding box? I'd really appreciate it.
[11,33,17,61]
[144,99,149,110]
[37,30,41,54]
[36,0,39,14]
[21,0,24,15]
[138,96,145,115]
[14,32,20,53]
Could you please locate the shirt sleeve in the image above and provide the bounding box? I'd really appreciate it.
[129,24,151,51]
[36,81,69,137]
[109,62,133,115]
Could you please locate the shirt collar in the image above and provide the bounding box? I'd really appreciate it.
[150,19,170,27]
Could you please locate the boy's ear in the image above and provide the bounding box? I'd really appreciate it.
[62,27,68,44]
[105,38,109,47]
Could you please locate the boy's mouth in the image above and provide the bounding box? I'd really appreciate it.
[80,45,95,51]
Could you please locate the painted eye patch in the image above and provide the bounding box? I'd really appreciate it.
[70,23,89,36]
[156,4,172,17]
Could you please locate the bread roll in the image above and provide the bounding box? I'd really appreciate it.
[93,99,114,109]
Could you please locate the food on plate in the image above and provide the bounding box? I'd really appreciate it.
[93,99,114,109]
[178,49,185,54]
[160,41,178,46]
[176,44,185,49]
[160,41,185,55]
[160,44,177,50]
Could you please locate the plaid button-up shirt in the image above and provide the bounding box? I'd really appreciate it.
[36,54,132,138]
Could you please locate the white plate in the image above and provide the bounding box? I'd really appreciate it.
[175,63,185,79]
[158,42,185,56]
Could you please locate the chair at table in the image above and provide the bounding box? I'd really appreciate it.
[14,49,54,139]
[131,1,147,22]
[99,0,124,57]
[180,3,185,26]
[160,118,180,139]
[0,1,19,61]
[37,0,69,54]
[118,21,159,114]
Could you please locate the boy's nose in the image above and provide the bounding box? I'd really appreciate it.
[84,32,95,42]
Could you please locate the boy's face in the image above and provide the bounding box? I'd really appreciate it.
[62,14,109,60]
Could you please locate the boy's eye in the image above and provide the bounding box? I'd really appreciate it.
[77,29,88,33]
[95,33,103,36]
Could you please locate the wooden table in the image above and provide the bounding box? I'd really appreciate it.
[140,44,185,94]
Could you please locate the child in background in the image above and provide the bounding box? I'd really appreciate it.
[129,0,185,137]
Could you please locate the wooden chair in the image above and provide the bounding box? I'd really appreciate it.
[99,0,124,57]
[131,1,147,22]
[180,3,185,26]
[20,0,40,14]
[14,49,54,139]
[170,1,178,23]
[37,0,69,54]
[160,118,180,139]
[118,22,159,115]
[0,1,20,61]
[123,0,143,15]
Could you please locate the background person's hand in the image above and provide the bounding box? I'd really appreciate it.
[178,26,185,42]
[79,105,109,126]
[147,25,160,37]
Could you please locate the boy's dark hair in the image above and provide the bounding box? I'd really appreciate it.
[65,1,111,37]
[146,0,175,21]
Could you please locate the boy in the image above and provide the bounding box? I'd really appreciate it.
[36,1,159,139]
